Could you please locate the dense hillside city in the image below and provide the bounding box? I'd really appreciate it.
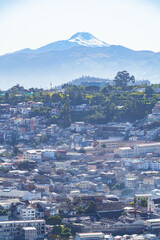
[0,72,160,239]
[1,0,160,238]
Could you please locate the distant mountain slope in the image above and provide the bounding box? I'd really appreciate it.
[0,32,160,89]
[16,32,110,54]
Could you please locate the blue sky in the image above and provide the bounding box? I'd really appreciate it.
[0,0,20,9]
[0,0,160,54]
[146,0,160,5]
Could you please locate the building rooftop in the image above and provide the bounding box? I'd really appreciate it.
[76,232,104,237]
[146,219,160,223]
[0,219,45,224]
[134,194,152,197]
[137,142,160,147]
[0,189,28,198]
[23,227,37,231]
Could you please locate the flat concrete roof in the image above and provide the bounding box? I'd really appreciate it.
[137,142,160,147]
[0,219,45,224]
[23,227,37,231]
[77,232,104,237]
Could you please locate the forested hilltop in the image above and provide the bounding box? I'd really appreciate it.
[0,71,160,127]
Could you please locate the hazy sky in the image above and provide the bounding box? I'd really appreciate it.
[0,0,160,54]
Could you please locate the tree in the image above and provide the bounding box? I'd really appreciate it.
[13,146,19,156]
[64,85,85,105]
[46,215,62,225]
[76,206,84,215]
[18,161,30,170]
[78,148,86,154]
[140,197,148,208]
[43,93,51,104]
[10,86,18,94]
[40,134,48,143]
[10,133,17,146]
[5,92,9,101]
[101,84,113,94]
[52,93,61,102]
[145,86,154,97]
[66,199,72,211]
[124,99,146,121]
[60,95,71,128]
[52,225,62,235]
[113,71,135,89]
[61,226,71,238]
[51,225,72,239]
[85,86,100,92]
[101,143,106,148]
[0,166,9,173]
[90,92,105,105]
[85,110,106,124]
[112,182,125,190]
[0,209,8,216]
[84,201,96,214]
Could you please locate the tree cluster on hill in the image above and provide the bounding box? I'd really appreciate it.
[75,201,97,215]
[0,71,159,127]
[46,215,72,239]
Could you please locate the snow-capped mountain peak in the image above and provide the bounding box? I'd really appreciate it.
[68,32,109,47]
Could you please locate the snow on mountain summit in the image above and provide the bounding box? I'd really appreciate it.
[69,32,109,47]
[69,32,95,40]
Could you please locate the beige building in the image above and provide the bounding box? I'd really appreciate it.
[115,142,160,157]
[75,232,105,240]
[23,150,42,162]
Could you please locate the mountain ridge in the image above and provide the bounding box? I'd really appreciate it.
[0,32,160,89]
[11,32,109,55]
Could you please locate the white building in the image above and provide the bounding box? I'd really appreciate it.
[22,227,37,240]
[42,149,57,159]
[20,207,36,220]
[38,164,52,173]
[77,181,97,190]
[146,219,160,230]
[135,143,160,155]
[46,124,58,136]
[32,102,43,108]
[75,232,105,240]
[70,190,81,198]
[125,174,137,189]
[70,122,85,132]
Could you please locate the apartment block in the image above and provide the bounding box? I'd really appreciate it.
[0,219,45,240]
